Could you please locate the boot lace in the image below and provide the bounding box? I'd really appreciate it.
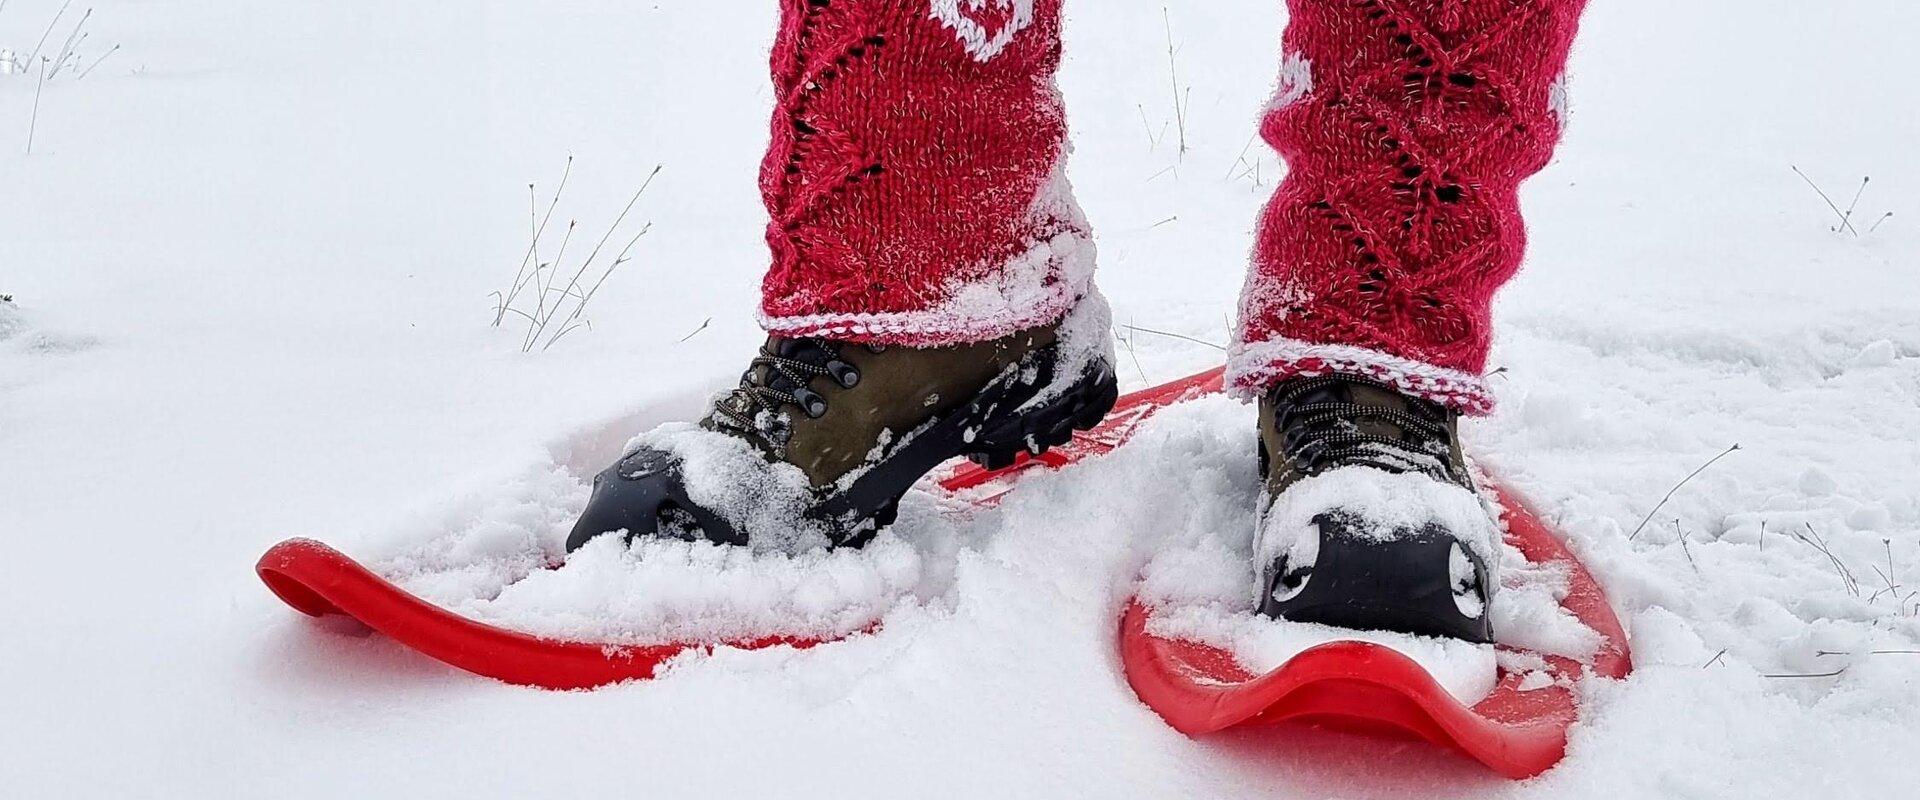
[708,338,863,437]
[1271,375,1457,482]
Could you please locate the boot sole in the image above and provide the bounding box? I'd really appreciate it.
[964,359,1120,470]
[825,346,1120,546]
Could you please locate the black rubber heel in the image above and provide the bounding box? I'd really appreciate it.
[965,357,1119,468]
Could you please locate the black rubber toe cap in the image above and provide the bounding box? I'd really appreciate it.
[565,448,744,551]
[1260,513,1494,644]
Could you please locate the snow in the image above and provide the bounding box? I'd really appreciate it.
[4,0,1919,797]
[622,421,835,551]
[1254,467,1501,575]
[1145,602,1503,705]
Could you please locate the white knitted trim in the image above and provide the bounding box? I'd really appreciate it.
[760,228,1095,346]
[1549,73,1571,127]
[1228,337,1496,415]
[929,0,1036,63]
[1267,52,1315,112]
[764,157,1093,346]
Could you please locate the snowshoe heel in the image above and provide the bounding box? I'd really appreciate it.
[1259,514,1495,644]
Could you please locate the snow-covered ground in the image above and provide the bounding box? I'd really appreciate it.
[4,1,1917,796]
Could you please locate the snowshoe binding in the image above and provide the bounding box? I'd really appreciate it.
[568,304,1118,551]
[1254,375,1497,643]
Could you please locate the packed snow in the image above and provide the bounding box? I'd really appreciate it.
[1253,466,1502,584]
[4,1,1918,798]
[1144,603,1503,705]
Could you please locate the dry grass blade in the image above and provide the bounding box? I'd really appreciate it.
[1762,668,1848,679]
[1794,523,1861,597]
[494,157,574,326]
[26,57,47,155]
[1628,443,1741,541]
[76,43,118,80]
[677,317,712,344]
[25,0,71,65]
[537,166,664,352]
[1162,6,1187,157]
[1791,165,1859,236]
[1121,323,1226,352]
[492,160,661,353]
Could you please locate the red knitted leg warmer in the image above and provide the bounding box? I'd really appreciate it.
[757,0,1092,347]
[1231,0,1588,414]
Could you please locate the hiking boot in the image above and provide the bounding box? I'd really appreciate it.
[567,304,1118,552]
[1254,375,1497,642]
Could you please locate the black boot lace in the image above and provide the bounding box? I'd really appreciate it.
[708,338,865,438]
[1271,375,1459,482]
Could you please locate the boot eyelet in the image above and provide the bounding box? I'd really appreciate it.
[826,360,860,389]
[793,387,828,418]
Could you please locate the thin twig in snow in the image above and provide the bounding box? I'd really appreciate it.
[51,32,85,74]
[1226,133,1258,180]
[524,221,578,350]
[46,7,89,78]
[542,224,649,352]
[26,0,71,65]
[495,157,573,326]
[1162,7,1187,157]
[677,317,712,344]
[1136,104,1167,150]
[1676,519,1700,574]
[26,57,47,155]
[1795,523,1861,597]
[493,159,659,353]
[1841,176,1869,229]
[1866,539,1912,606]
[535,166,663,351]
[1762,668,1848,679]
[76,43,116,79]
[1628,443,1741,541]
[1115,330,1150,384]
[1791,165,1860,236]
[1121,323,1227,351]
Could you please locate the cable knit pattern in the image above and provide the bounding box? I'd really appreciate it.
[1233,0,1587,413]
[758,0,1091,347]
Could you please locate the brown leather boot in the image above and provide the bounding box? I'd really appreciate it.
[1254,375,1497,642]
[568,307,1117,551]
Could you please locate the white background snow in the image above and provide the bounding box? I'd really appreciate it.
[3,1,1917,796]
